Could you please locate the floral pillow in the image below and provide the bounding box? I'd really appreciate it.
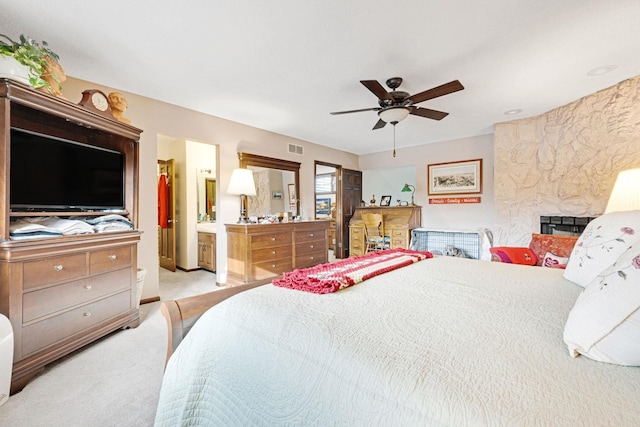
[563,240,640,366]
[564,210,640,287]
[529,233,579,266]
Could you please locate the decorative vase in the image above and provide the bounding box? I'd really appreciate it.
[0,55,30,85]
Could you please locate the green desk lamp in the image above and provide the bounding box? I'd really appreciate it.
[401,183,415,205]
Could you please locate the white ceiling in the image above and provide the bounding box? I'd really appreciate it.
[2,0,640,155]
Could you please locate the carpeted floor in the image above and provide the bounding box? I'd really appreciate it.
[0,268,219,427]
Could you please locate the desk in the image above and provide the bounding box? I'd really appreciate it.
[348,206,422,256]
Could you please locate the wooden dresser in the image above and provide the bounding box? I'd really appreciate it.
[349,206,422,256]
[226,221,329,286]
[0,78,142,393]
[1,233,141,392]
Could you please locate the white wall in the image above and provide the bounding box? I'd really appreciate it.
[362,165,416,206]
[359,134,495,232]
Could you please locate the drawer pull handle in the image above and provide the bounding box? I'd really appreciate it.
[54,265,63,272]
[272,251,276,255]
[310,256,314,260]
[309,233,314,237]
[84,284,92,290]
[272,264,276,268]
[108,255,117,261]
[310,245,314,248]
[83,312,91,317]
[271,237,276,241]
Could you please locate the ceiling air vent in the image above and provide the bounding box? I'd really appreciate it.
[288,143,303,155]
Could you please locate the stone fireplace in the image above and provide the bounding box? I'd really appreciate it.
[493,76,640,246]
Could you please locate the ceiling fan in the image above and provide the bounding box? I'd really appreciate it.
[330,77,464,130]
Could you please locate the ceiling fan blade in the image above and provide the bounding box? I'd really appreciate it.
[360,80,394,103]
[372,118,387,130]
[410,107,449,120]
[330,107,380,115]
[406,80,464,105]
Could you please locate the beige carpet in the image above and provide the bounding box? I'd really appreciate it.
[0,268,219,427]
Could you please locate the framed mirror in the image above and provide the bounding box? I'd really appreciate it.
[238,152,300,218]
[238,153,300,217]
[197,169,216,221]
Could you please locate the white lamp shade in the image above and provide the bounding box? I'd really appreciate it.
[605,168,640,213]
[378,107,410,123]
[227,168,257,196]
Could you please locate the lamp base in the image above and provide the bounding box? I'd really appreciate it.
[236,216,251,224]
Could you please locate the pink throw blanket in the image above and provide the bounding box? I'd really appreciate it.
[272,248,433,294]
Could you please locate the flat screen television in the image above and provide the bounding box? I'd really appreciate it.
[10,128,126,212]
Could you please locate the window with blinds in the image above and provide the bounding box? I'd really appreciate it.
[315,173,336,193]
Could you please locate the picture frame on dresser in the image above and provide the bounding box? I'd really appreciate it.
[380,195,392,206]
[428,158,483,195]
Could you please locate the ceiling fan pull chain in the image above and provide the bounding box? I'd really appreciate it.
[393,123,397,157]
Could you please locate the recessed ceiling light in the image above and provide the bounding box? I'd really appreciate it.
[504,109,522,115]
[587,65,617,76]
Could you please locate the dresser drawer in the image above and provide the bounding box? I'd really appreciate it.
[90,245,132,275]
[350,247,364,257]
[350,239,364,251]
[295,251,327,269]
[250,232,291,250]
[23,268,132,323]
[22,291,132,357]
[295,240,325,256]
[251,245,293,263]
[295,229,325,244]
[251,259,292,281]
[389,229,409,248]
[23,253,87,290]
[350,227,364,238]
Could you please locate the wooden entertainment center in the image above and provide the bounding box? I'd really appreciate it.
[0,79,143,393]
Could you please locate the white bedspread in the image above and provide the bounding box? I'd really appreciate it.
[155,256,640,426]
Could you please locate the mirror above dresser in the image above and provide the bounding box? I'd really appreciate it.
[238,152,300,219]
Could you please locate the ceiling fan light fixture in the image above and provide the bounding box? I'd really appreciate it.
[378,106,410,124]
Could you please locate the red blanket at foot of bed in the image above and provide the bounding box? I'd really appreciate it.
[272,248,433,294]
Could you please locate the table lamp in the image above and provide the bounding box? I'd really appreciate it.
[604,168,640,213]
[227,168,257,223]
[401,183,415,206]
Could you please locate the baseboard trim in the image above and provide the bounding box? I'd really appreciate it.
[140,296,160,305]
[177,266,202,272]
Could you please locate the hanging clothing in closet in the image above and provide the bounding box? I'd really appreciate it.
[158,173,169,228]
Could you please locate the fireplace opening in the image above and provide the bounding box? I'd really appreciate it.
[540,216,596,236]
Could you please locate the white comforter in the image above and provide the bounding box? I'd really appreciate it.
[155,256,640,426]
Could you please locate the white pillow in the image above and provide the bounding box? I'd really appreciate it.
[564,210,640,287]
[563,240,640,365]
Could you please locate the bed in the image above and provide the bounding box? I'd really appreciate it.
[155,249,640,426]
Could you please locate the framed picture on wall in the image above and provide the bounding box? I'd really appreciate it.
[428,158,483,195]
[380,195,392,206]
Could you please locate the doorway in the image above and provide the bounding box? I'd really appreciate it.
[314,162,362,259]
[158,159,176,271]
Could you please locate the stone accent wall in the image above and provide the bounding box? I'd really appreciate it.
[494,76,640,246]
